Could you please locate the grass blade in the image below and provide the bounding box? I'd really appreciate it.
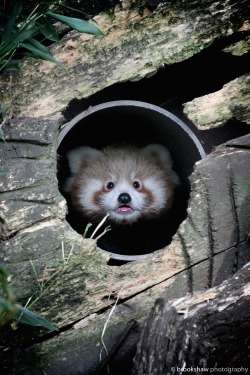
[0,127,5,141]
[13,26,39,43]
[2,0,23,43]
[37,16,60,42]
[46,11,104,36]
[0,26,39,60]
[25,36,53,54]
[20,39,63,66]
[4,59,21,71]
[15,305,58,331]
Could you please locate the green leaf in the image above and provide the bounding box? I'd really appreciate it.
[37,17,60,42]
[46,11,104,36]
[0,127,5,141]
[15,305,58,331]
[12,26,39,44]
[0,26,39,59]
[20,39,63,66]
[2,0,23,43]
[4,59,21,71]
[0,263,9,281]
[5,64,20,71]
[26,37,53,54]
[0,296,16,313]
[0,170,8,175]
[0,296,18,326]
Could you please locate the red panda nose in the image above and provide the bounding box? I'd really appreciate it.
[118,193,131,205]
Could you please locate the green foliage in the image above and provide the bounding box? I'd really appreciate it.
[0,264,17,326]
[20,36,63,66]
[16,305,58,331]
[0,127,5,141]
[0,0,104,72]
[0,263,58,331]
[47,11,104,35]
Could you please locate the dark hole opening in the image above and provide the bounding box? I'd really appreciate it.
[57,101,205,263]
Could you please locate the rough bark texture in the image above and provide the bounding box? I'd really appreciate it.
[0,1,250,374]
[183,32,250,129]
[133,262,250,374]
[183,73,250,129]
[0,0,249,118]
[1,131,250,374]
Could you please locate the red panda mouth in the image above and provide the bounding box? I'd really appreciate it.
[116,205,134,214]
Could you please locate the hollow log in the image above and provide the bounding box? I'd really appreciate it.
[1,132,250,374]
[0,1,250,374]
[0,0,249,118]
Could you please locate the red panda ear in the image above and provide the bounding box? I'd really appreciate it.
[66,146,102,175]
[142,144,181,185]
[142,144,173,166]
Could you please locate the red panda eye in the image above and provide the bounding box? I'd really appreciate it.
[106,182,114,190]
[133,181,140,189]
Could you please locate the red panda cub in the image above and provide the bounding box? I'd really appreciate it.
[64,144,180,226]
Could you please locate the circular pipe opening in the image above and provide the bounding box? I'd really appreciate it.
[57,100,206,262]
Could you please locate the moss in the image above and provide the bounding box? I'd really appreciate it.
[224,36,250,56]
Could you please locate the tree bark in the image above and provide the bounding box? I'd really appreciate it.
[183,73,250,129]
[1,134,250,375]
[0,0,249,118]
[133,262,250,374]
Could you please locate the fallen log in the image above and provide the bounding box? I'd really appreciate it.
[133,261,250,374]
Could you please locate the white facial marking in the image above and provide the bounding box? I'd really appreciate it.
[78,179,102,212]
[144,177,166,210]
[65,143,180,224]
[99,180,145,223]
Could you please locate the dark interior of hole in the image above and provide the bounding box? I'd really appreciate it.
[58,32,250,259]
[58,106,204,179]
[58,105,204,258]
[62,33,250,155]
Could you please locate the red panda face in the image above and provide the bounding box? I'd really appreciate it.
[64,144,180,224]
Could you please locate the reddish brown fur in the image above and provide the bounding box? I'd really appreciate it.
[67,144,178,222]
